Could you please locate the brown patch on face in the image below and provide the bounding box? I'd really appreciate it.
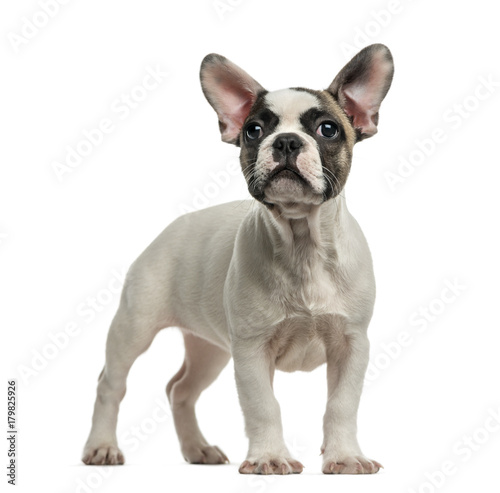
[292,87,356,200]
[238,92,280,201]
[316,90,357,149]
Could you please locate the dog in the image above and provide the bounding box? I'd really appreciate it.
[82,43,394,475]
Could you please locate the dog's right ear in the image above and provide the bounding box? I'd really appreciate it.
[200,54,266,145]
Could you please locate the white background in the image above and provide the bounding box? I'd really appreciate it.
[1,1,499,492]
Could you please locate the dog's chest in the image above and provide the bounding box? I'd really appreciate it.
[268,217,352,317]
[268,317,326,371]
[273,248,348,319]
[267,315,337,372]
[299,260,340,314]
[264,236,354,371]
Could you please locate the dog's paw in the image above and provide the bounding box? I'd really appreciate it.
[183,444,229,465]
[239,457,304,475]
[322,455,382,474]
[82,444,125,465]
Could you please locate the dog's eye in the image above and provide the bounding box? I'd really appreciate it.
[246,124,263,141]
[317,121,339,139]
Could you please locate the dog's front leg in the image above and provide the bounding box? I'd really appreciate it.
[232,337,304,475]
[321,330,382,474]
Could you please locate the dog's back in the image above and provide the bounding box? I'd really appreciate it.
[122,200,254,344]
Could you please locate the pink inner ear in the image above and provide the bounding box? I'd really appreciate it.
[202,61,263,143]
[217,83,255,141]
[343,87,379,137]
[342,53,392,137]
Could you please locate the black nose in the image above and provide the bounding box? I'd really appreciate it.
[272,133,303,153]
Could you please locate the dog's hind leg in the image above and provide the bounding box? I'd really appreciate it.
[82,300,161,465]
[167,331,231,464]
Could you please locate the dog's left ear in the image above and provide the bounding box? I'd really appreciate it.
[200,54,266,145]
[327,44,394,140]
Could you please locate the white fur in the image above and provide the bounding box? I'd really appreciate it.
[265,88,319,127]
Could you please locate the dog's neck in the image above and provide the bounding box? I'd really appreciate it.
[258,194,348,260]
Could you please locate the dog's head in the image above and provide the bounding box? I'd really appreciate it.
[200,45,393,211]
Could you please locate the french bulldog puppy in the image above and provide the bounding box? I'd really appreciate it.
[82,43,394,475]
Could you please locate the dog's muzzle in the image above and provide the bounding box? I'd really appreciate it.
[268,133,308,184]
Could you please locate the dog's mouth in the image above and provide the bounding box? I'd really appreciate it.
[247,153,327,207]
[267,165,309,186]
[253,162,326,210]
